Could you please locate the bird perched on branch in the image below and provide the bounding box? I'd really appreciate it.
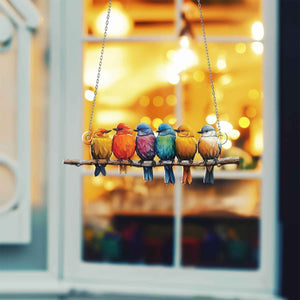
[134,123,156,182]
[82,128,112,176]
[155,123,176,185]
[112,123,136,174]
[175,125,197,184]
[197,125,221,184]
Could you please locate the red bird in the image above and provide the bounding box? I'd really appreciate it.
[112,123,136,173]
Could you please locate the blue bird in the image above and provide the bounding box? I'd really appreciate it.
[134,123,156,182]
[155,123,176,185]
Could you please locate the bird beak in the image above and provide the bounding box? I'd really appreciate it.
[105,130,112,133]
[133,129,138,132]
[113,128,118,131]
[156,130,161,133]
[197,130,203,134]
[174,129,180,132]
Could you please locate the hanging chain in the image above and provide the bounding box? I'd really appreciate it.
[196,0,221,134]
[87,0,113,138]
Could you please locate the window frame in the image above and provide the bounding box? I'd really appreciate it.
[62,0,279,297]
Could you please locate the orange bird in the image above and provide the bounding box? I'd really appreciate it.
[112,123,136,173]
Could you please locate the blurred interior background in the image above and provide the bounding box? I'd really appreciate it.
[0,0,299,299]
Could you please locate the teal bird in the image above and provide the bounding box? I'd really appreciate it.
[155,123,176,185]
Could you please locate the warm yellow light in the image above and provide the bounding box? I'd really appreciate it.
[168,48,198,74]
[168,117,177,125]
[239,117,250,128]
[152,118,163,129]
[166,50,176,60]
[230,129,240,140]
[220,121,233,133]
[222,140,232,150]
[95,4,132,37]
[104,180,115,191]
[206,114,217,125]
[92,176,103,186]
[193,70,205,82]
[166,72,180,85]
[219,74,232,85]
[251,42,264,55]
[248,89,260,100]
[96,110,134,125]
[140,116,151,125]
[153,96,164,107]
[166,95,177,106]
[217,57,227,70]
[251,132,263,156]
[139,96,150,107]
[235,43,246,54]
[85,89,94,101]
[180,36,190,49]
[251,21,264,40]
[215,89,224,101]
[246,106,257,118]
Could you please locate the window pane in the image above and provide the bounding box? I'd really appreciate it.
[183,0,262,38]
[82,176,174,265]
[181,179,260,269]
[182,42,263,170]
[83,0,175,37]
[82,42,177,161]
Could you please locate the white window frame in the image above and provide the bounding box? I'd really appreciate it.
[61,0,280,298]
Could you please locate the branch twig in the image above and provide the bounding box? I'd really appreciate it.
[63,157,240,168]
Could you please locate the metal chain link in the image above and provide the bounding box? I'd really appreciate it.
[196,0,221,134]
[87,0,113,138]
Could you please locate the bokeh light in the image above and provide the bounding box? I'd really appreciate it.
[239,117,250,128]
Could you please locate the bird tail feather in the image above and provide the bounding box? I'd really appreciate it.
[143,167,153,182]
[182,166,192,184]
[119,165,127,174]
[204,166,214,184]
[164,165,175,185]
[94,164,107,176]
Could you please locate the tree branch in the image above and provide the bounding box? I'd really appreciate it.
[63,157,240,168]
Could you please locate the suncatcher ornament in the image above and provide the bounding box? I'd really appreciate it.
[64,0,240,184]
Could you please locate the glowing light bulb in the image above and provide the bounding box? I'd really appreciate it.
[219,74,232,85]
[140,116,151,125]
[153,96,164,107]
[229,129,240,140]
[166,95,177,106]
[251,42,264,55]
[206,114,217,125]
[251,21,264,40]
[219,121,233,133]
[180,36,190,49]
[235,43,246,54]
[166,71,180,85]
[239,117,250,128]
[222,140,232,150]
[96,5,132,37]
[85,89,94,101]
[193,70,205,82]
[217,56,227,70]
[152,118,163,129]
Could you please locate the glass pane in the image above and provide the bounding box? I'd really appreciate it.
[83,0,175,37]
[183,0,262,38]
[82,176,174,265]
[182,42,263,170]
[181,179,259,269]
[82,42,177,162]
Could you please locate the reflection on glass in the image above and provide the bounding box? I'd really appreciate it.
[82,176,174,265]
[84,0,175,36]
[181,179,260,269]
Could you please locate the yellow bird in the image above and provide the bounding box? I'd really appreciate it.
[175,125,197,184]
[82,128,112,176]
